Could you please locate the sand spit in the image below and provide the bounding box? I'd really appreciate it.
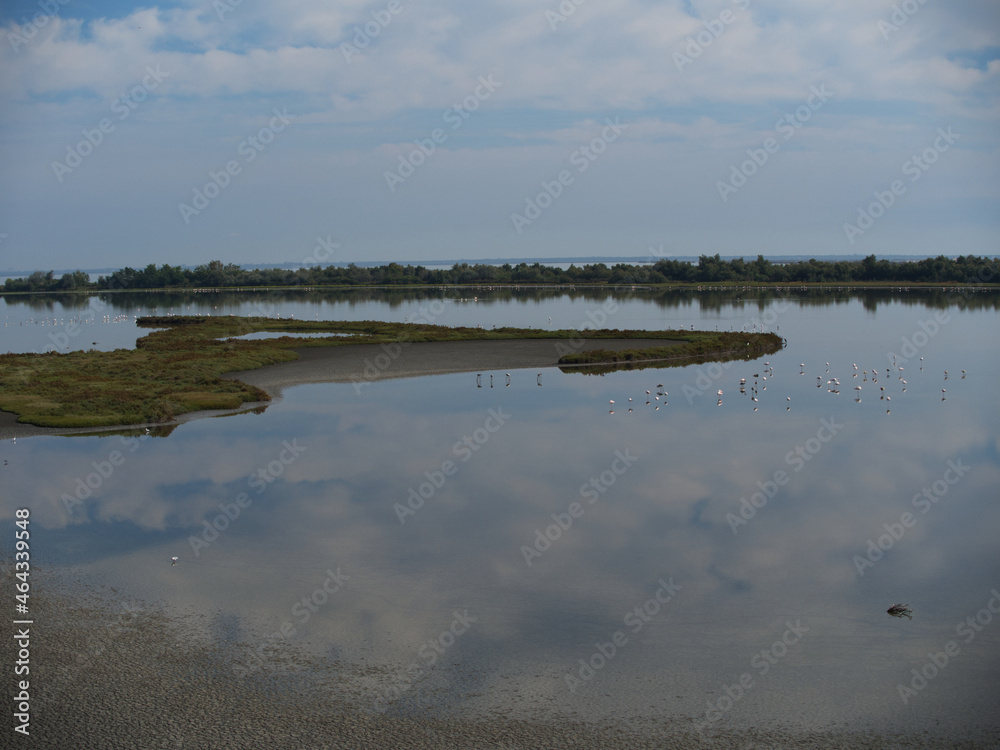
[3,567,996,750]
[0,338,674,439]
[222,338,680,395]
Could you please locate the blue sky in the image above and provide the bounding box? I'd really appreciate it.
[1,0,998,270]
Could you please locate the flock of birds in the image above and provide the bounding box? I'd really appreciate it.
[465,355,965,418]
[476,372,544,388]
[605,356,964,415]
[3,313,139,327]
[609,383,671,413]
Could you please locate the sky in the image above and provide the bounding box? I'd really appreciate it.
[0,0,998,271]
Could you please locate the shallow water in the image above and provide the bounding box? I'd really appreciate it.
[1,288,999,734]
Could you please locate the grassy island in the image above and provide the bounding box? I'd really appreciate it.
[0,316,782,429]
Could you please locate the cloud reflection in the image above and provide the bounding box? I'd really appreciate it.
[3,304,999,732]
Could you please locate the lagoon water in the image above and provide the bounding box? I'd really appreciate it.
[2,288,999,736]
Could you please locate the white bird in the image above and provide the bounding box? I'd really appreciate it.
[171,557,178,565]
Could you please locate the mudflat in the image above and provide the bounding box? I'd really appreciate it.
[224,338,679,394]
[6,567,990,750]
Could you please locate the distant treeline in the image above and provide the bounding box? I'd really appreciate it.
[3,255,998,292]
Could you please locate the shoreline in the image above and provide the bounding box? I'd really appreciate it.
[5,565,995,749]
[0,338,678,439]
[223,337,681,395]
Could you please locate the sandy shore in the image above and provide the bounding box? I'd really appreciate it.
[6,566,994,750]
[0,338,674,439]
[223,338,677,396]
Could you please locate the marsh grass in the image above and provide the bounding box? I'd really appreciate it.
[0,316,782,428]
[557,331,783,366]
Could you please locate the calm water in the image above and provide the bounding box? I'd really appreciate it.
[2,288,999,734]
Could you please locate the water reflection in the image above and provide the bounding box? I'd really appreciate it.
[2,294,998,734]
[3,287,998,355]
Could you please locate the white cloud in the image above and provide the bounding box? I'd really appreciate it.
[0,0,997,266]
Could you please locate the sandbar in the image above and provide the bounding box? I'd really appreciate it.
[0,338,677,439]
[224,337,679,395]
